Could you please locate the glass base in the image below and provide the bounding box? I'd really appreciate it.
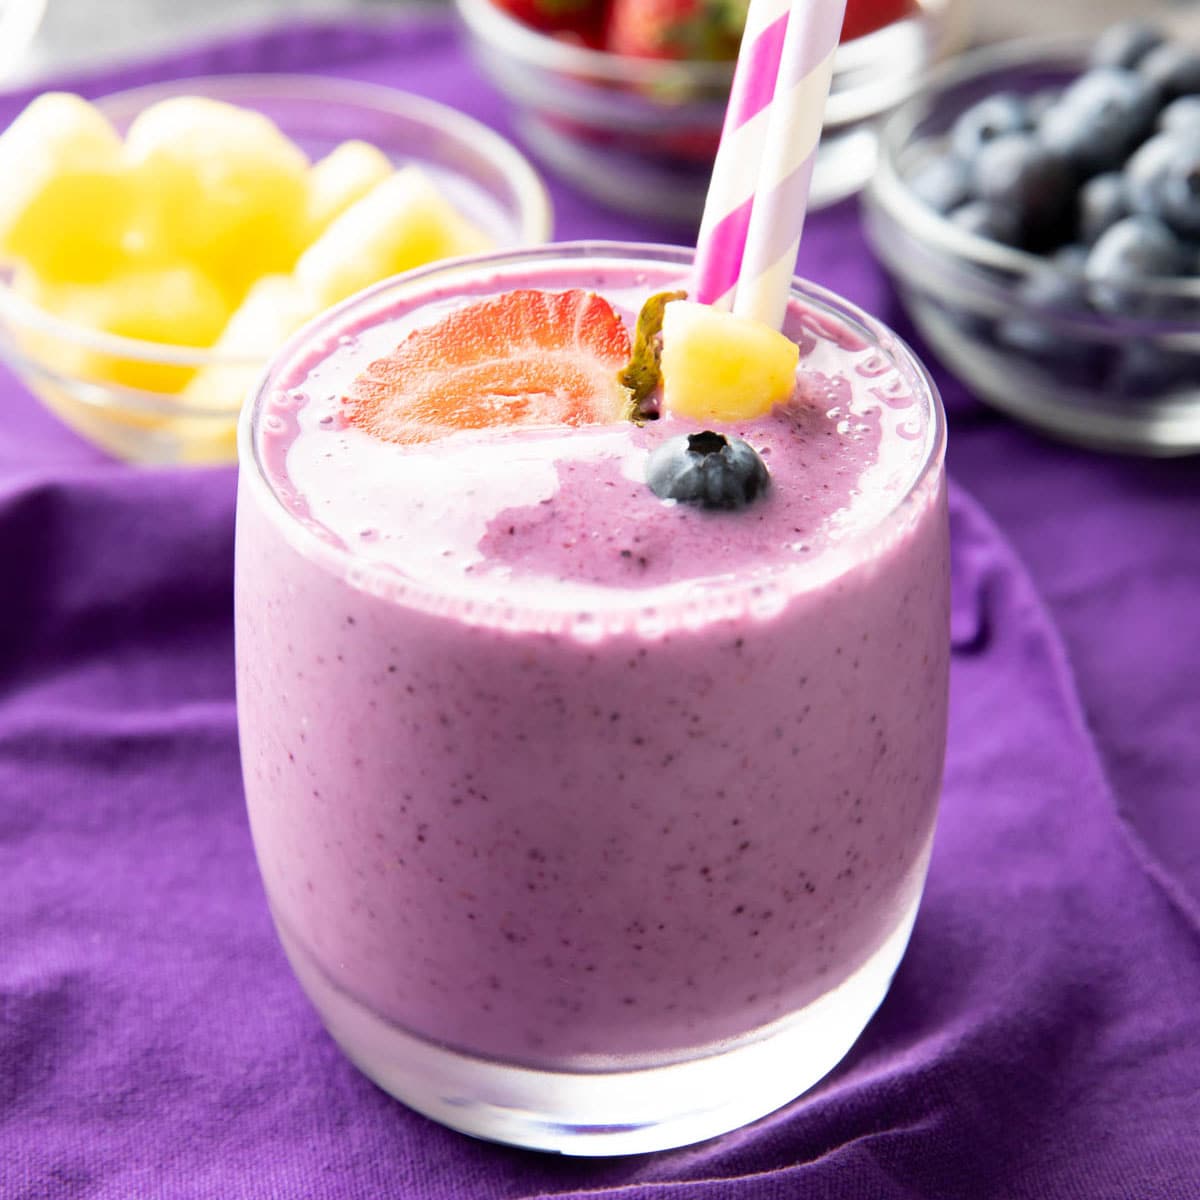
[275,892,922,1156]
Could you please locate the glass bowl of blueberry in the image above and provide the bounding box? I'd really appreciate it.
[863,20,1200,455]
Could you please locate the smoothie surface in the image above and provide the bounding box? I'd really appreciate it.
[256,266,934,616]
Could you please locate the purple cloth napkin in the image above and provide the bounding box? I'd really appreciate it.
[3,14,1199,1199]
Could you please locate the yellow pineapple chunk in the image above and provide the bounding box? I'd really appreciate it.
[0,92,136,282]
[20,262,231,394]
[123,96,310,301]
[180,273,319,412]
[304,139,394,241]
[294,166,492,310]
[660,300,799,422]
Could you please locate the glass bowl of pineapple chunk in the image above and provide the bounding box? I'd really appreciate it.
[0,74,552,465]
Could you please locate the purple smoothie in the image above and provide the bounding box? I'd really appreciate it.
[235,247,949,1087]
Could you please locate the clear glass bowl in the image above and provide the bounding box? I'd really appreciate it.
[0,74,552,466]
[863,37,1200,456]
[455,0,968,224]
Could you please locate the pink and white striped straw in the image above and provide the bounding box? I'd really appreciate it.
[691,0,792,311]
[693,0,848,328]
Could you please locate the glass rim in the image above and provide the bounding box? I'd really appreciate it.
[240,240,947,630]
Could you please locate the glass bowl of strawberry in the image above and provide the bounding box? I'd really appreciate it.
[455,0,969,225]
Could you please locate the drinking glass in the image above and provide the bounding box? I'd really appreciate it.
[235,242,950,1155]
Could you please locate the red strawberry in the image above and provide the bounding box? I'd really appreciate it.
[605,0,747,61]
[840,0,914,42]
[344,289,633,445]
[491,0,606,39]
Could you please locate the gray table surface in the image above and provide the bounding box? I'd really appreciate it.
[9,0,1200,85]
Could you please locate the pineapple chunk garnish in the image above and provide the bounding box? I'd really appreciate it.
[294,165,492,310]
[661,300,799,423]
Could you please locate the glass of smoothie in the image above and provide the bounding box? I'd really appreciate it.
[234,241,949,1156]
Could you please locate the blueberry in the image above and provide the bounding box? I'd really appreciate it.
[1079,171,1129,243]
[996,264,1091,363]
[1112,342,1199,398]
[909,154,971,214]
[933,297,992,343]
[950,92,1031,162]
[1125,131,1200,238]
[1159,95,1200,135]
[645,431,770,510]
[949,199,1023,247]
[1053,242,1091,273]
[1039,67,1159,176]
[1021,263,1090,308]
[1090,20,1164,70]
[970,132,1073,245]
[1085,214,1191,312]
[1138,42,1200,101]
[1026,89,1062,124]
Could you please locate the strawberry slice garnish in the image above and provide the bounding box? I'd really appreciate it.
[343,289,633,444]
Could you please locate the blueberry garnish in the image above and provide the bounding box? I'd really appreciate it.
[646,431,770,511]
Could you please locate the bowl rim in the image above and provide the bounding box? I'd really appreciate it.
[867,33,1200,306]
[0,71,554,409]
